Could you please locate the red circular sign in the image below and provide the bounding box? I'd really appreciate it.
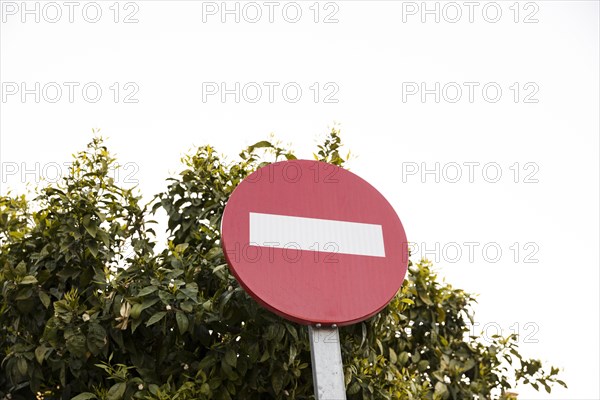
[221,160,408,326]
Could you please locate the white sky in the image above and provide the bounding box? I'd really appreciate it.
[1,1,599,398]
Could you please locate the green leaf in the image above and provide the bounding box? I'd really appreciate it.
[60,363,66,387]
[259,350,270,362]
[176,311,189,334]
[138,286,158,297]
[146,311,167,327]
[175,243,189,253]
[399,351,410,366]
[20,275,38,285]
[180,301,194,313]
[131,317,143,333]
[130,303,143,319]
[462,358,476,372]
[440,335,449,346]
[87,323,107,355]
[271,369,284,394]
[418,360,430,372]
[198,354,217,370]
[375,338,384,355]
[206,247,222,260]
[434,381,448,399]
[87,241,99,257]
[15,261,27,276]
[83,215,98,238]
[221,358,237,380]
[389,347,398,364]
[66,332,87,357]
[71,393,98,400]
[249,140,272,151]
[15,287,32,301]
[347,381,361,395]
[288,344,297,365]
[140,297,160,311]
[418,289,434,306]
[432,370,445,382]
[39,291,51,308]
[97,229,111,248]
[35,345,49,365]
[200,383,211,395]
[107,382,126,400]
[17,358,28,376]
[224,348,237,368]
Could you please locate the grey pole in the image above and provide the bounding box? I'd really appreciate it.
[308,325,347,400]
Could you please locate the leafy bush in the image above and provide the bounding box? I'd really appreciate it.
[0,130,565,399]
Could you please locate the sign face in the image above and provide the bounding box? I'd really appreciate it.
[221,160,408,326]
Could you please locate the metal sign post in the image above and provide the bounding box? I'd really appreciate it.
[308,325,346,400]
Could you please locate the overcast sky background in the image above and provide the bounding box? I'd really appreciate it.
[1,1,599,398]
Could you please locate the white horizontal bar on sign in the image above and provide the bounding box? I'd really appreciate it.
[249,212,385,258]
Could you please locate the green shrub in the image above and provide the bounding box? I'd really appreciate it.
[0,130,565,399]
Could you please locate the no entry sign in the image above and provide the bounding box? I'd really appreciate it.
[221,159,408,326]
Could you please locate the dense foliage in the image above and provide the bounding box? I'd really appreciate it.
[0,130,565,399]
